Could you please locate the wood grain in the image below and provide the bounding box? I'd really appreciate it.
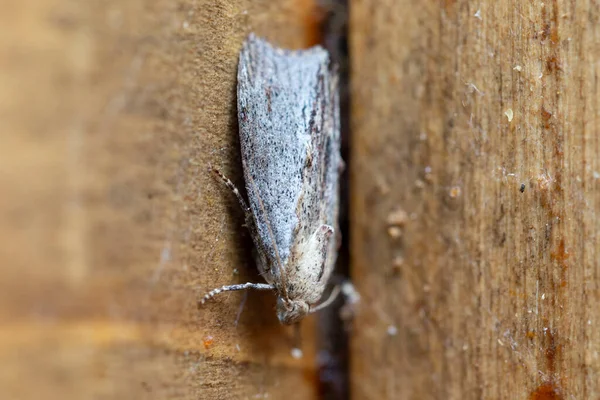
[0,0,327,398]
[350,1,600,399]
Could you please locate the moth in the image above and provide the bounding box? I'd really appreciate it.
[201,34,343,325]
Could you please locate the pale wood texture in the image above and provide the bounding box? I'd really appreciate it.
[0,0,327,399]
[350,1,599,399]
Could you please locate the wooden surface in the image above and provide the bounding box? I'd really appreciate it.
[350,1,600,399]
[0,0,328,399]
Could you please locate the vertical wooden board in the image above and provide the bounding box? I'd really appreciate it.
[350,1,600,399]
[0,0,327,399]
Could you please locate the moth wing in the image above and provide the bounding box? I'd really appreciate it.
[281,60,341,306]
[317,66,341,284]
[237,35,333,272]
[291,58,341,292]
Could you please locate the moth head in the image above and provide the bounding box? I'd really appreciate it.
[276,297,310,325]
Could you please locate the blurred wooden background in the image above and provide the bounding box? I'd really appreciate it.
[1,0,599,399]
[351,1,600,399]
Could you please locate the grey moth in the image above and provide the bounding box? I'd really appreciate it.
[201,34,342,325]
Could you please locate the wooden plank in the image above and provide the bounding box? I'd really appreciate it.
[0,0,327,399]
[349,1,600,398]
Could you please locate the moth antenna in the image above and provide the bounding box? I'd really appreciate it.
[209,165,250,213]
[310,283,342,313]
[199,282,274,306]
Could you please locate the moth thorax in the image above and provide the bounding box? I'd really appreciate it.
[276,297,310,325]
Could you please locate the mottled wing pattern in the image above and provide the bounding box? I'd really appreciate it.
[237,35,334,287]
[291,60,340,290]
[319,69,341,283]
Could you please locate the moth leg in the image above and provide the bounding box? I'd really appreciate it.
[199,282,274,306]
[310,284,342,313]
[310,281,360,314]
[209,166,271,279]
[209,166,251,215]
